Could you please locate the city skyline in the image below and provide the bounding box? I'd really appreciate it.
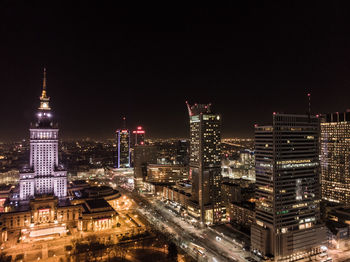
[5,3,350,262]
[2,4,350,140]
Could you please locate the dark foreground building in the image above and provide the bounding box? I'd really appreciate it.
[251,113,326,261]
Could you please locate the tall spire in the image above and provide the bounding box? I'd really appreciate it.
[308,93,311,115]
[43,68,47,89]
[39,68,51,110]
[307,93,311,122]
[122,116,127,129]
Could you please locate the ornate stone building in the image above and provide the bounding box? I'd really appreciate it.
[0,71,121,245]
[19,68,67,200]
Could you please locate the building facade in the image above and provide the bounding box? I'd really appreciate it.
[133,145,158,189]
[1,196,81,241]
[320,111,350,204]
[186,102,224,225]
[146,164,188,183]
[228,202,255,228]
[176,139,189,165]
[251,113,326,261]
[132,126,145,147]
[116,118,131,168]
[19,69,67,200]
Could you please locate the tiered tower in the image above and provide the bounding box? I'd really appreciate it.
[19,69,67,200]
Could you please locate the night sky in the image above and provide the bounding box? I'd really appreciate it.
[1,2,350,141]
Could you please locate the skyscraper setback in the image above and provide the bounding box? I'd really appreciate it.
[19,69,67,200]
[251,113,326,261]
[320,111,350,204]
[186,102,224,225]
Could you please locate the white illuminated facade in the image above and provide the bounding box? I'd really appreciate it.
[19,69,67,200]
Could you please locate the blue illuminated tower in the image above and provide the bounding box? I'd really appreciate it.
[116,117,131,168]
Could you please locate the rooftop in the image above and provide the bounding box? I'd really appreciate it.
[0,184,12,193]
[83,198,116,214]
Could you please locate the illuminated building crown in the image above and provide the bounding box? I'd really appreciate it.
[39,68,51,111]
[35,68,54,128]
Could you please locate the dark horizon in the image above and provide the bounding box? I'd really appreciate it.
[2,3,350,141]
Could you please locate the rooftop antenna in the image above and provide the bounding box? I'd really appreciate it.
[185,101,192,116]
[307,93,311,121]
[40,67,48,99]
[43,68,47,90]
[122,116,126,129]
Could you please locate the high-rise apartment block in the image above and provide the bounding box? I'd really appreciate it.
[19,69,67,200]
[320,111,350,204]
[186,102,224,225]
[251,113,326,261]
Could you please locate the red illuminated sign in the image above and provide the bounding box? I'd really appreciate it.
[132,131,145,134]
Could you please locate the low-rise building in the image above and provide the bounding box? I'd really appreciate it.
[163,185,191,208]
[228,201,255,227]
[0,195,81,243]
[146,164,188,183]
[0,170,19,185]
[81,198,118,231]
[0,185,122,244]
[325,206,350,248]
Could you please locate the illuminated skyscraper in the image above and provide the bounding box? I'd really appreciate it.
[186,102,224,225]
[251,113,326,261]
[320,111,350,204]
[116,117,130,168]
[19,69,67,200]
[132,126,145,146]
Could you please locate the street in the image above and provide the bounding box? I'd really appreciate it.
[120,188,251,262]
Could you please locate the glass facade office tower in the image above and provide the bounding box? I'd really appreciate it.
[116,126,131,168]
[19,69,67,200]
[187,102,223,225]
[251,113,326,261]
[320,111,350,204]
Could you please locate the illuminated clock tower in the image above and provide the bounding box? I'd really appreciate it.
[19,69,67,200]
